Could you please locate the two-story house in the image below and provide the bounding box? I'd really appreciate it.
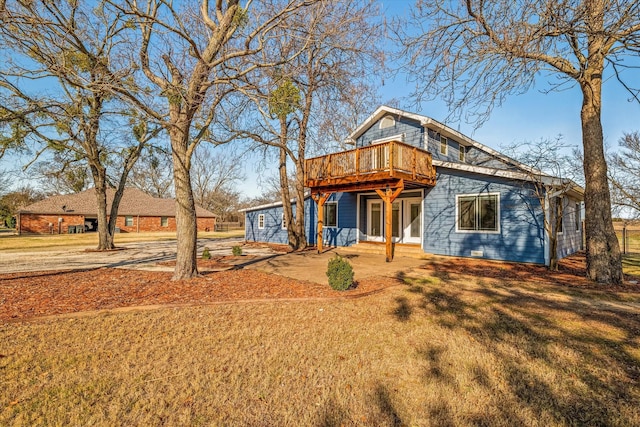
[243,106,583,265]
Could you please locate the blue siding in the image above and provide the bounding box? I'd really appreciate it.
[423,169,546,264]
[245,194,358,247]
[245,203,293,244]
[356,116,423,148]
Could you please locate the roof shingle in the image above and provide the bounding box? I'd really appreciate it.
[19,188,216,218]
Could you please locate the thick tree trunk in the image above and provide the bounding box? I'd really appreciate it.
[171,128,199,280]
[580,78,623,284]
[92,168,116,250]
[294,162,307,248]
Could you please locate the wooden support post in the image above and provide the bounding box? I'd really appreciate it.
[312,192,331,254]
[375,183,404,262]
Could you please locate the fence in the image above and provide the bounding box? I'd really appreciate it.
[615,223,640,254]
[215,222,243,232]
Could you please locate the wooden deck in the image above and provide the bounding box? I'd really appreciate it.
[304,140,436,193]
[305,141,436,262]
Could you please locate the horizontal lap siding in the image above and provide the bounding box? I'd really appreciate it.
[245,195,357,247]
[321,193,358,247]
[356,116,423,148]
[424,169,545,264]
[556,197,582,259]
[245,204,291,244]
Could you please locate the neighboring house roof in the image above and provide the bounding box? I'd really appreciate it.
[19,188,216,218]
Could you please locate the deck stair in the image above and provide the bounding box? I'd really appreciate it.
[335,242,425,259]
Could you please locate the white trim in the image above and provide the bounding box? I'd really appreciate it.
[455,192,501,234]
[258,214,265,230]
[371,133,404,144]
[544,193,551,266]
[459,144,466,162]
[356,194,361,244]
[379,115,396,129]
[239,191,310,213]
[439,136,448,155]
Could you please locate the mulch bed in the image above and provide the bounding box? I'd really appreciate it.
[0,268,397,322]
[419,252,640,292]
[2,252,639,323]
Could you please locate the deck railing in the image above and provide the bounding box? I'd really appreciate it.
[305,140,436,185]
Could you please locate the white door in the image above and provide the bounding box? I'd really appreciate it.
[367,200,383,242]
[403,198,422,244]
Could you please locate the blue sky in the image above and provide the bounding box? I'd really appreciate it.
[2,0,639,198]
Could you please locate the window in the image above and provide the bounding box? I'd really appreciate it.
[324,202,337,227]
[457,193,499,232]
[258,214,265,229]
[575,202,581,231]
[125,215,133,227]
[379,115,395,129]
[161,216,168,227]
[281,213,287,230]
[459,145,465,162]
[440,136,448,155]
[555,197,563,234]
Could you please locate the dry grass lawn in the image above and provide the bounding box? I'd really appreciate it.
[0,229,244,252]
[2,268,640,426]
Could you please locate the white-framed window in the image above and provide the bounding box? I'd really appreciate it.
[161,216,168,227]
[379,115,395,129]
[324,202,338,228]
[555,197,564,234]
[456,193,500,233]
[258,214,265,229]
[281,213,287,230]
[125,215,133,227]
[459,144,466,162]
[440,136,448,155]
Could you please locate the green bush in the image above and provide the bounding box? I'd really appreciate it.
[232,245,243,256]
[202,247,211,260]
[326,255,354,291]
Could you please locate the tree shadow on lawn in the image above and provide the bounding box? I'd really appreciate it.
[389,267,640,425]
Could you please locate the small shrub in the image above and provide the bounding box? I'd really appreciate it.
[232,245,243,256]
[326,254,354,291]
[202,247,211,260]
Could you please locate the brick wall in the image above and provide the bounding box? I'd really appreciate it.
[19,214,85,234]
[20,213,215,234]
[115,215,216,233]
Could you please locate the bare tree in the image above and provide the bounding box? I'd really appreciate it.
[129,146,174,198]
[609,132,640,218]
[109,0,318,279]
[238,0,383,249]
[504,137,584,270]
[397,0,640,284]
[191,143,245,219]
[0,1,158,249]
[35,153,92,195]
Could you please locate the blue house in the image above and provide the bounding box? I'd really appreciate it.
[243,106,583,266]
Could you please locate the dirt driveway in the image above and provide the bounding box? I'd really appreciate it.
[0,237,258,274]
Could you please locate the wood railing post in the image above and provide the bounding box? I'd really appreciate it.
[389,142,394,177]
[355,148,360,178]
[412,147,417,180]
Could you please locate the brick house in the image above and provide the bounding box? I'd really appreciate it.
[17,188,216,234]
